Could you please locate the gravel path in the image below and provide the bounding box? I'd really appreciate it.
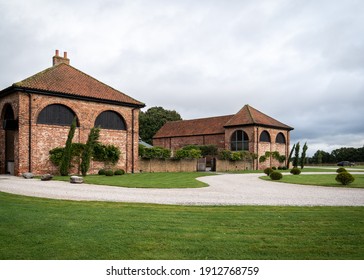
[0,173,363,206]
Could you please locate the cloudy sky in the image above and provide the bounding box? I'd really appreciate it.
[1,0,363,155]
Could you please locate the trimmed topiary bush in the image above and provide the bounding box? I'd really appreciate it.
[290,167,301,175]
[98,169,106,175]
[336,167,347,173]
[270,171,283,180]
[114,169,125,176]
[105,170,114,176]
[335,172,355,185]
[264,167,274,176]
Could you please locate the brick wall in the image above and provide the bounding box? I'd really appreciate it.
[1,91,140,175]
[139,158,197,172]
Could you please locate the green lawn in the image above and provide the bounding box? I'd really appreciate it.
[262,174,364,188]
[53,172,215,188]
[0,192,363,260]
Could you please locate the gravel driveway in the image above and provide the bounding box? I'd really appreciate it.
[0,173,363,206]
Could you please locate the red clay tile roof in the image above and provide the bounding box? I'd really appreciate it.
[224,105,293,130]
[12,63,144,107]
[153,115,234,138]
[154,105,293,139]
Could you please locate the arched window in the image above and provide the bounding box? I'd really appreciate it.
[2,104,18,130]
[276,133,286,144]
[259,131,271,142]
[230,130,249,151]
[95,110,126,130]
[37,104,77,126]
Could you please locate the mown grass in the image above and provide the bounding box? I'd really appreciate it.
[53,172,215,188]
[261,174,364,188]
[0,192,363,260]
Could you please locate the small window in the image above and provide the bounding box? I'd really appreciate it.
[95,110,126,130]
[230,130,249,151]
[37,104,77,126]
[259,131,271,142]
[276,133,286,144]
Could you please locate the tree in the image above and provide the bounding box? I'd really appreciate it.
[139,106,182,144]
[300,142,308,169]
[287,143,295,168]
[59,117,77,176]
[81,127,100,176]
[293,142,300,168]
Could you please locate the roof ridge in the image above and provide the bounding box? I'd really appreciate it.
[245,104,255,123]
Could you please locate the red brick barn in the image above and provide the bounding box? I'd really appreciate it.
[153,105,293,170]
[0,50,144,175]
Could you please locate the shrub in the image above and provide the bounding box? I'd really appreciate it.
[140,146,171,159]
[270,171,283,180]
[218,150,232,160]
[98,169,106,175]
[264,167,274,176]
[272,166,277,170]
[335,172,355,185]
[290,167,301,175]
[336,167,347,173]
[175,148,201,159]
[105,170,114,176]
[114,169,125,176]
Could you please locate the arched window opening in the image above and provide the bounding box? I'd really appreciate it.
[37,104,77,126]
[2,104,18,131]
[230,130,249,151]
[276,133,286,144]
[259,131,271,142]
[95,110,126,130]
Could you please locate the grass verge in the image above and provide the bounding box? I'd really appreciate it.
[53,172,215,188]
[0,192,363,260]
[261,174,364,188]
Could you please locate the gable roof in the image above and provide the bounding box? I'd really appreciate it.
[7,63,144,107]
[224,104,293,130]
[153,104,293,139]
[153,115,234,138]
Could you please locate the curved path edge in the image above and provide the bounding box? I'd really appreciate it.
[0,173,363,206]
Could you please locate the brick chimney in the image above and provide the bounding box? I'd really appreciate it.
[52,50,70,66]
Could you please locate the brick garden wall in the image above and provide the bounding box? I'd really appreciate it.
[139,158,197,173]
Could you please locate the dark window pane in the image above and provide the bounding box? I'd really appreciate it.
[95,111,126,130]
[259,131,271,142]
[37,104,76,126]
[230,130,249,151]
[276,133,286,144]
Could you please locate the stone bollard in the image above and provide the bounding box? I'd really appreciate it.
[70,176,83,184]
[41,174,53,181]
[22,172,34,179]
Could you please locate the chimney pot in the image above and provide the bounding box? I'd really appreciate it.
[52,50,70,66]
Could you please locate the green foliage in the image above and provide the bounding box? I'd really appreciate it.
[140,146,171,159]
[335,172,355,185]
[270,171,283,180]
[336,167,347,173]
[59,117,77,176]
[114,169,125,176]
[287,143,296,168]
[218,150,232,160]
[93,143,121,164]
[264,167,274,176]
[139,106,182,144]
[49,147,65,166]
[300,142,308,169]
[175,148,201,159]
[98,169,106,175]
[311,145,364,164]
[104,170,114,176]
[293,142,300,168]
[182,145,218,157]
[290,167,301,175]
[81,127,100,176]
[260,151,286,165]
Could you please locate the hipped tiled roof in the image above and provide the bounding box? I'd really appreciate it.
[154,115,234,138]
[154,105,293,139]
[11,63,144,107]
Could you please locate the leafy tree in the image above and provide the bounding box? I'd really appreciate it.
[293,142,300,168]
[81,127,100,176]
[300,142,308,169]
[287,143,295,168]
[59,117,77,176]
[139,106,182,144]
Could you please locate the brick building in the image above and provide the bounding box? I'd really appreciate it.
[0,50,144,175]
[153,105,293,169]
